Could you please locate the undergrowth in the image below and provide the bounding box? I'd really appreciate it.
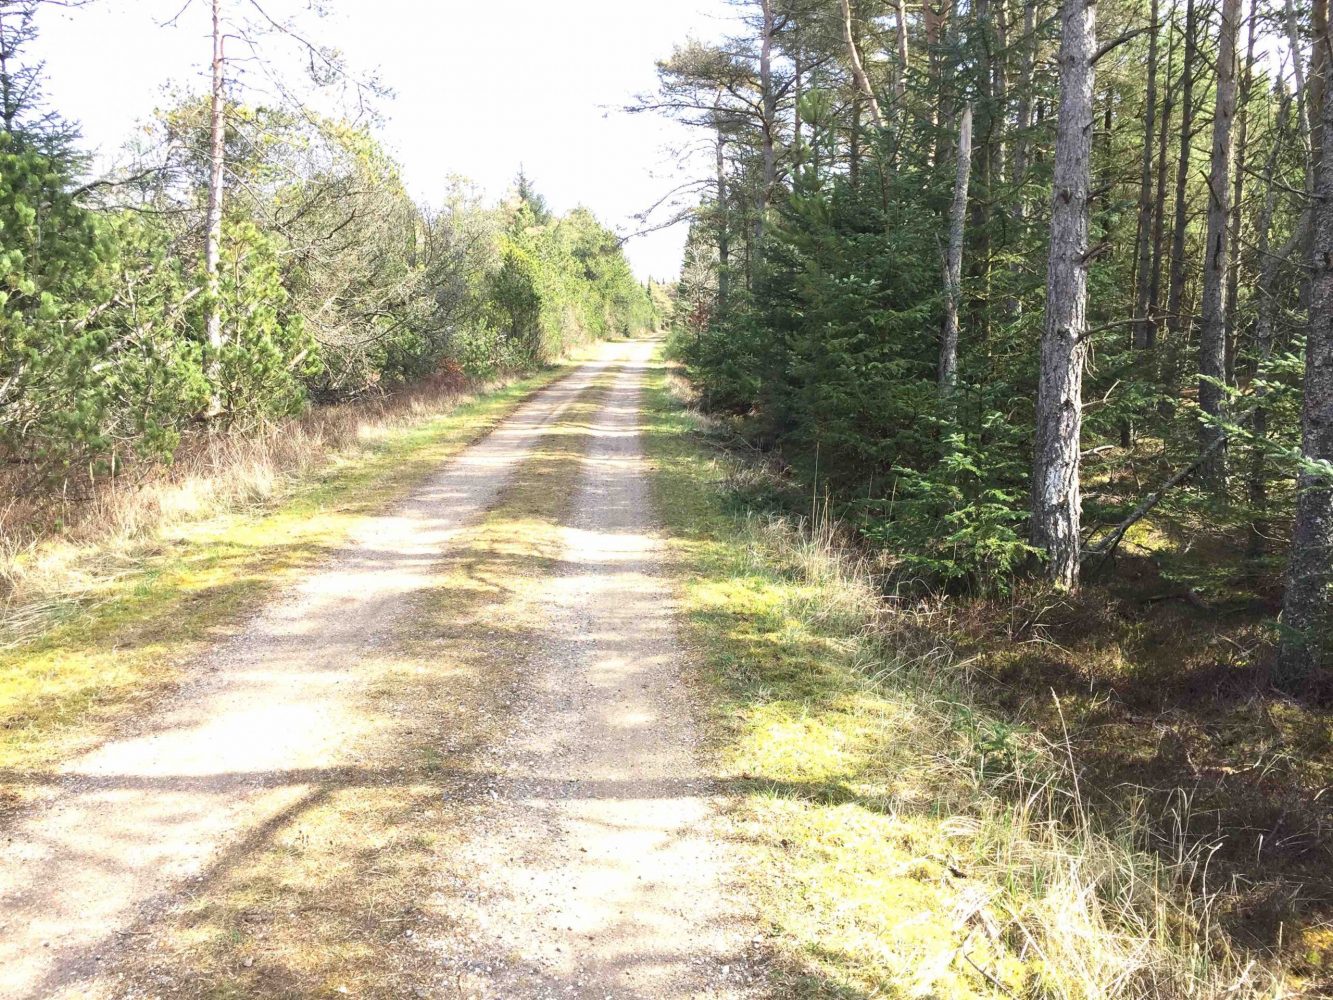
[643,359,1289,999]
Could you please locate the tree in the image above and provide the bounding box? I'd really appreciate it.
[940,103,972,393]
[203,0,226,415]
[1030,0,1095,590]
[1277,50,1333,690]
[1196,0,1242,489]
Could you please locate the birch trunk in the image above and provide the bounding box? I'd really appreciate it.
[1197,0,1241,490]
[940,104,973,394]
[1031,0,1095,590]
[204,0,227,418]
[1278,61,1333,690]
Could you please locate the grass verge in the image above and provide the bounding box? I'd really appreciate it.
[0,362,575,802]
[641,358,1288,1000]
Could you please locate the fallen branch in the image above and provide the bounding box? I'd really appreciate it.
[1083,430,1231,569]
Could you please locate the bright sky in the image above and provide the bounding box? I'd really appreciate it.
[31,0,734,281]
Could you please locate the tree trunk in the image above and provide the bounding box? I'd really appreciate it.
[970,0,995,347]
[893,0,910,109]
[1224,0,1256,383]
[941,103,973,393]
[1277,58,1333,691]
[1031,0,1096,591]
[204,0,226,418]
[1007,0,1036,316]
[1197,0,1241,491]
[841,0,886,128]
[755,0,777,243]
[716,124,730,313]
[924,0,950,161]
[1148,13,1176,339]
[1313,0,1329,175]
[1247,91,1300,557]
[1132,0,1160,351]
[1166,0,1196,338]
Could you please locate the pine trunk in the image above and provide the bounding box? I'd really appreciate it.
[1132,0,1159,351]
[1197,0,1241,490]
[204,0,227,418]
[1031,0,1095,590]
[1166,0,1196,337]
[941,104,973,393]
[1277,64,1333,690]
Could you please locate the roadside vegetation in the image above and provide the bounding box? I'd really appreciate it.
[0,0,655,797]
[645,355,1310,998]
[642,0,1333,990]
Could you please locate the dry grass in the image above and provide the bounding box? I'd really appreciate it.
[643,362,1292,999]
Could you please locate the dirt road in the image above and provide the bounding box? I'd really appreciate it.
[0,341,761,999]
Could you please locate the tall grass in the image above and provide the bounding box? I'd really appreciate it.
[743,504,1279,998]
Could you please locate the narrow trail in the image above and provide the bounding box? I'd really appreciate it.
[0,340,761,999]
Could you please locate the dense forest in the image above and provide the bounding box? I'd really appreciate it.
[0,0,652,513]
[645,0,1332,691]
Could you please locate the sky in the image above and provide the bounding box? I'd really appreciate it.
[29,0,736,281]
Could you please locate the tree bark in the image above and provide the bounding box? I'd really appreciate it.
[893,0,910,109]
[755,0,777,243]
[1197,0,1241,491]
[204,0,226,418]
[1247,91,1301,557]
[1131,0,1159,352]
[841,0,886,128]
[1224,0,1256,383]
[1007,0,1036,316]
[1278,56,1333,691]
[941,103,973,393]
[1148,5,1177,342]
[716,122,730,313]
[1166,0,1196,338]
[1031,0,1096,591]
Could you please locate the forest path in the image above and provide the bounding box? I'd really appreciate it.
[0,340,762,999]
